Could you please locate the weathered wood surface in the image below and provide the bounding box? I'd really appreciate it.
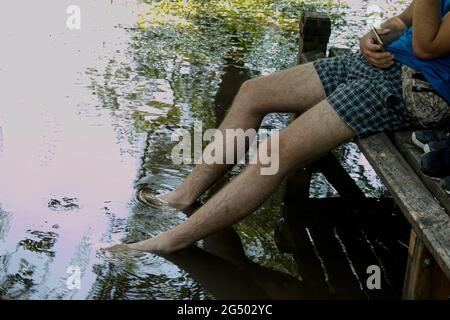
[298,11,330,63]
[357,133,450,280]
[403,230,450,299]
[394,131,450,216]
[278,197,408,299]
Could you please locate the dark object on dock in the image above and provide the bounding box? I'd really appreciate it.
[298,11,331,63]
[277,11,450,300]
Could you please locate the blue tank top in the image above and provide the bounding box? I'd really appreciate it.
[386,0,450,103]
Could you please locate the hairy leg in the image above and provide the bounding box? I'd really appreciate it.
[160,63,326,209]
[126,100,355,253]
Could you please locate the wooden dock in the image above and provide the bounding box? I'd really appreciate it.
[276,12,450,300]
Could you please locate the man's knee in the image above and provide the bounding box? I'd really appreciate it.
[233,79,266,116]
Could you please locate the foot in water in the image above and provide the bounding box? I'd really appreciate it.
[106,232,179,255]
[135,183,196,212]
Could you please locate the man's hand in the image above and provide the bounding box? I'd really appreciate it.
[360,28,395,69]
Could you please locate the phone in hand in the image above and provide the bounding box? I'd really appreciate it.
[370,26,385,51]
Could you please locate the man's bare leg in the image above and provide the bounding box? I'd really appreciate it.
[125,100,355,253]
[158,63,326,210]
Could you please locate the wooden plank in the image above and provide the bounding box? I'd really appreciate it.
[394,131,450,216]
[280,197,407,299]
[357,133,450,280]
[402,230,433,299]
[312,153,366,201]
[284,166,312,203]
[298,11,331,63]
[429,257,450,299]
[403,230,450,299]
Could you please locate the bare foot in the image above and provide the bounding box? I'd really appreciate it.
[106,243,131,253]
[106,234,178,255]
[160,190,195,211]
[128,238,166,253]
[106,239,165,254]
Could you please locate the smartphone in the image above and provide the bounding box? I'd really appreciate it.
[370,26,384,51]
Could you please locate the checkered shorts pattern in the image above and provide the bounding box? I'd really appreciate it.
[313,52,413,137]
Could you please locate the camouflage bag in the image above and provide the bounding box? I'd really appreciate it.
[402,65,450,128]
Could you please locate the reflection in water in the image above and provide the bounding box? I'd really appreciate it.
[0,0,410,299]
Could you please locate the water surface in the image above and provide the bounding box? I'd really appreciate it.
[0,0,409,299]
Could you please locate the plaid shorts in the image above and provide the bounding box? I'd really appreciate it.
[313,52,413,137]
